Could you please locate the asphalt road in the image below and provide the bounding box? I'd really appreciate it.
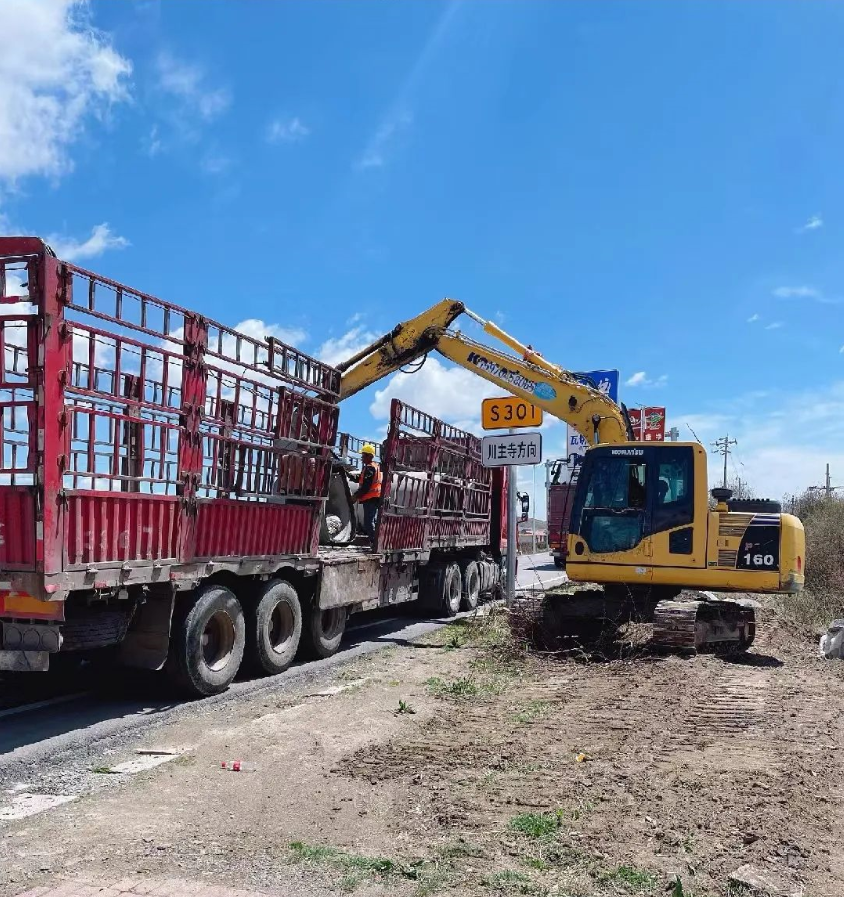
[516,550,567,593]
[0,553,563,766]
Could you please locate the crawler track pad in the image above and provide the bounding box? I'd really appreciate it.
[652,599,756,654]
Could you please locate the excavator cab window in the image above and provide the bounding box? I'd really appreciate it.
[654,449,694,532]
[569,445,695,554]
[572,451,648,553]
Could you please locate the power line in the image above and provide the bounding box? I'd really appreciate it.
[711,434,737,489]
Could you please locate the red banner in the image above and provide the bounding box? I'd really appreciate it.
[627,407,666,441]
[628,408,641,439]
[642,407,666,441]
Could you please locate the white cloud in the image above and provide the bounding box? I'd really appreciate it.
[672,383,844,500]
[47,223,129,262]
[235,318,307,349]
[773,285,820,299]
[765,321,783,330]
[797,214,823,232]
[747,313,760,323]
[356,109,413,169]
[155,52,230,122]
[625,371,668,388]
[318,325,378,367]
[267,117,309,144]
[369,356,500,433]
[773,284,841,306]
[0,0,131,183]
[146,125,162,157]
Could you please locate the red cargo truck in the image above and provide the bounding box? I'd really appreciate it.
[0,238,504,695]
[547,461,578,569]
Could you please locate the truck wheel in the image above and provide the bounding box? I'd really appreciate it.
[300,604,347,659]
[554,557,565,569]
[441,563,462,617]
[460,562,481,611]
[246,580,302,675]
[166,585,245,697]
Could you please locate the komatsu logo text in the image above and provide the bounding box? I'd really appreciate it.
[466,352,557,400]
[610,448,645,456]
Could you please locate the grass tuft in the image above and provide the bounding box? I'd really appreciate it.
[597,865,657,891]
[508,810,564,839]
[426,675,478,697]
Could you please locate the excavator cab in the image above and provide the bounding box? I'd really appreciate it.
[566,443,700,574]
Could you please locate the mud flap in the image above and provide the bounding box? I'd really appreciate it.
[118,593,176,670]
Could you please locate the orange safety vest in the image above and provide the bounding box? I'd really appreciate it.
[357,461,383,502]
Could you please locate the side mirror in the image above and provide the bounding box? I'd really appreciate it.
[517,492,530,522]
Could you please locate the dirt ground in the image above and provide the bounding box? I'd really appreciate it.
[1,603,842,897]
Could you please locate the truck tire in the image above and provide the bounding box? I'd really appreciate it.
[300,604,347,659]
[554,556,565,569]
[440,563,462,617]
[245,579,302,675]
[460,561,481,611]
[61,609,133,652]
[165,584,245,697]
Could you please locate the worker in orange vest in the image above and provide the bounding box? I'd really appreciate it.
[347,443,382,546]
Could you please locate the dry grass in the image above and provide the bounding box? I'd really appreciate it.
[779,493,844,633]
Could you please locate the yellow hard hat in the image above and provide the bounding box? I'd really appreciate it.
[361,443,376,456]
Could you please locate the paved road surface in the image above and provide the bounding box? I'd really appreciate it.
[516,550,567,593]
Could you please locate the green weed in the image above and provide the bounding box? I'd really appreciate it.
[483,870,538,894]
[396,699,416,715]
[509,810,564,839]
[513,700,550,724]
[520,857,550,872]
[426,675,478,697]
[288,841,429,886]
[597,865,657,891]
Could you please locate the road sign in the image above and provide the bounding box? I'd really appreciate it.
[481,396,543,430]
[481,431,542,467]
[573,369,619,402]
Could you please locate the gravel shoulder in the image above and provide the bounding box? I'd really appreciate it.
[1,604,841,897]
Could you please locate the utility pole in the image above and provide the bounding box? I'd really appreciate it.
[809,463,841,499]
[712,434,737,489]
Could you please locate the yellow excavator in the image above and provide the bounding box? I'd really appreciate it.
[336,299,806,653]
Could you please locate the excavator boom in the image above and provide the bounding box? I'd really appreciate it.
[339,300,631,446]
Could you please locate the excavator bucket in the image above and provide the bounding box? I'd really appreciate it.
[652,598,756,654]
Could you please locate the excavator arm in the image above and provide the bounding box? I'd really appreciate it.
[337,299,632,446]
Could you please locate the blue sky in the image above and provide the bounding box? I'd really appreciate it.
[2,0,843,515]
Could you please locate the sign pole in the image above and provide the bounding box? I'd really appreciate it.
[506,427,517,607]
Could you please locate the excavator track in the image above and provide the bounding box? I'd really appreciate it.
[652,598,756,654]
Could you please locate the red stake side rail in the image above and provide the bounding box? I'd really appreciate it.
[377,399,500,557]
[0,237,340,604]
